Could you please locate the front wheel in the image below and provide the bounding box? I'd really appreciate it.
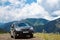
[10,32,13,38]
[30,34,33,38]
[11,35,13,38]
[13,32,17,39]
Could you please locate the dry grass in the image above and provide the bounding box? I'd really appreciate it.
[34,33,60,40]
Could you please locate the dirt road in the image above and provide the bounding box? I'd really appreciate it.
[0,33,43,40]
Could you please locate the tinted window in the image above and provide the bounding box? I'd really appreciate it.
[17,23,27,27]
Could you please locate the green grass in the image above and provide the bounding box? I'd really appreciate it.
[34,33,60,40]
[0,31,7,34]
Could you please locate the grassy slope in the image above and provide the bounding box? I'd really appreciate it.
[0,31,7,34]
[34,33,60,40]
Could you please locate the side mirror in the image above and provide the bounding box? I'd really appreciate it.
[11,24,14,28]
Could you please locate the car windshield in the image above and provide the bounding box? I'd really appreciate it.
[15,23,27,27]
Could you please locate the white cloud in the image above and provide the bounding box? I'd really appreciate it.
[0,0,60,23]
[14,3,52,21]
[0,0,26,23]
[37,0,60,13]
[52,10,60,17]
[0,2,52,23]
[37,0,42,4]
[1,0,9,1]
[48,10,60,20]
[0,0,26,8]
[46,0,59,7]
[9,0,26,5]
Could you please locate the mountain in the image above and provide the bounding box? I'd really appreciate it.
[45,18,60,33]
[1,21,18,32]
[0,18,49,32]
[0,23,3,25]
[0,23,5,28]
[23,18,49,32]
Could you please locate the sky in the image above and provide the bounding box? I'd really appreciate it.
[0,0,60,23]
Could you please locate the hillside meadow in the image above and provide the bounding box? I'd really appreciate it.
[34,33,60,40]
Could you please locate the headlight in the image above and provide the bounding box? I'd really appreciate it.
[30,27,33,30]
[15,28,21,31]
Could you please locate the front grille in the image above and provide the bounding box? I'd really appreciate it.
[22,29,29,31]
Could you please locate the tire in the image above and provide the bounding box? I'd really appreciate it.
[11,35,13,38]
[13,32,17,39]
[30,34,33,38]
[10,32,13,38]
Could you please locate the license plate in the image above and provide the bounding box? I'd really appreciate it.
[23,31,28,33]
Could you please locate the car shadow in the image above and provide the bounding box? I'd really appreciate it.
[16,36,35,39]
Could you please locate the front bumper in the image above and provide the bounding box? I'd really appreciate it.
[14,30,34,37]
[15,30,34,34]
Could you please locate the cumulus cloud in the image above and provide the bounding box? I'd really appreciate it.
[0,0,60,23]
[0,2,52,23]
[0,7,18,22]
[37,0,42,4]
[46,0,59,7]
[15,3,51,20]
[47,10,60,21]
[0,0,26,8]
[9,0,26,7]
[52,10,60,17]
[41,0,60,13]
[0,0,26,23]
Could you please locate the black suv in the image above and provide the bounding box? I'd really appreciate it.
[10,22,34,39]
